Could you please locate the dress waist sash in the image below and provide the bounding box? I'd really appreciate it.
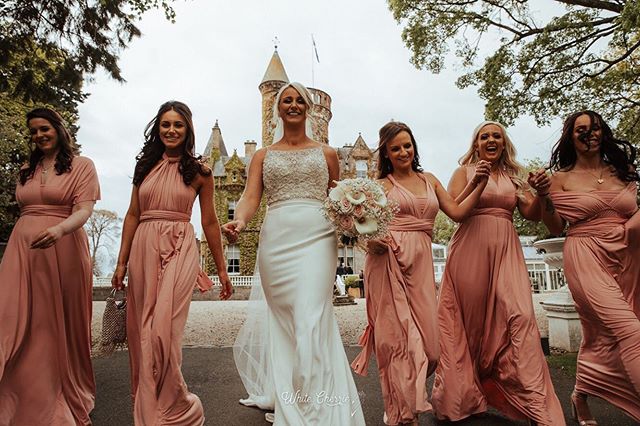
[568,216,626,237]
[389,215,434,237]
[20,204,71,218]
[469,207,513,221]
[139,210,190,223]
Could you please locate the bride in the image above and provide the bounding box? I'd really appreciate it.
[222,82,365,425]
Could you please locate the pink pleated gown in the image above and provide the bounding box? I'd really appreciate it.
[550,183,640,421]
[0,156,100,425]
[352,173,440,425]
[127,154,212,426]
[432,168,564,425]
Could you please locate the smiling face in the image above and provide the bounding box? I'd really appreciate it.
[159,109,187,154]
[28,117,59,156]
[475,124,505,164]
[572,113,602,154]
[277,86,308,126]
[386,131,415,171]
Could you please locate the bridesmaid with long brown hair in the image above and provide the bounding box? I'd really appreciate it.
[0,107,99,425]
[530,110,640,424]
[351,121,490,426]
[432,121,564,425]
[112,101,232,425]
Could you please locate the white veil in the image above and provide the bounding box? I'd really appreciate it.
[232,259,275,409]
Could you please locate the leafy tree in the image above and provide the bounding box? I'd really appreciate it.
[0,1,177,243]
[85,209,122,276]
[433,211,457,244]
[388,0,640,141]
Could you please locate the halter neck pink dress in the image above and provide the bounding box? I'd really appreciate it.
[126,154,212,425]
[352,173,440,425]
[432,167,564,425]
[0,156,99,425]
[550,183,640,421]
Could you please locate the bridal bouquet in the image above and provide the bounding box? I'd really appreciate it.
[323,178,397,246]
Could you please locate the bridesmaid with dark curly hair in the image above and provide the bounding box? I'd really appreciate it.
[531,110,640,424]
[112,101,232,425]
[0,107,100,425]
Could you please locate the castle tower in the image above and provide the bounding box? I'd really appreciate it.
[203,119,228,167]
[259,49,289,147]
[308,88,332,145]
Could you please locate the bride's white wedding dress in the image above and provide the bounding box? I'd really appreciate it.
[233,147,365,425]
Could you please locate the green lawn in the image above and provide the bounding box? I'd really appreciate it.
[546,353,578,377]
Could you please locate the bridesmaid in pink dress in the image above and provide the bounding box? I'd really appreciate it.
[432,121,565,425]
[351,121,490,426]
[111,101,233,426]
[0,107,99,425]
[530,110,640,425]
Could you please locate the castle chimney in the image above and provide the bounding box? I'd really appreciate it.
[244,140,257,158]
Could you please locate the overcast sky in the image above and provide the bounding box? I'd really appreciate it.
[77,0,563,266]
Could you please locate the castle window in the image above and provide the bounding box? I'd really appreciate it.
[228,200,237,220]
[232,172,238,182]
[356,160,368,178]
[226,244,240,274]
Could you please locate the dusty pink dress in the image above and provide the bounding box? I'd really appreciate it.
[127,154,212,426]
[432,168,564,425]
[352,173,440,425]
[551,183,640,421]
[0,156,99,425]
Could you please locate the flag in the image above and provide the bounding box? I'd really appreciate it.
[312,34,320,63]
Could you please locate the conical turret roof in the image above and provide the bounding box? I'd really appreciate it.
[261,49,289,84]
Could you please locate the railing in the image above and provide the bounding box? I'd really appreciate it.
[525,261,565,292]
[93,275,257,287]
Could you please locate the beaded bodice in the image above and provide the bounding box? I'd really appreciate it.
[262,147,329,205]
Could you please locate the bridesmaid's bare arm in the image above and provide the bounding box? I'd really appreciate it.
[197,172,233,300]
[516,189,543,221]
[535,173,566,235]
[448,166,483,203]
[30,201,95,249]
[221,148,266,242]
[430,161,491,222]
[112,185,141,289]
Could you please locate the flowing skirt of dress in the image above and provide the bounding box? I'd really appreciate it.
[351,224,439,425]
[432,212,564,425]
[127,212,209,426]
[0,208,95,426]
[562,215,640,421]
[257,199,365,425]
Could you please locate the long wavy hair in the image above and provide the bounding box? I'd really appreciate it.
[20,108,78,185]
[549,110,639,182]
[376,121,423,179]
[133,101,211,186]
[459,120,526,199]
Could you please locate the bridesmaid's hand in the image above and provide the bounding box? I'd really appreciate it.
[366,239,388,255]
[218,272,233,300]
[111,264,127,290]
[471,160,492,185]
[528,169,551,196]
[30,225,64,249]
[221,219,246,243]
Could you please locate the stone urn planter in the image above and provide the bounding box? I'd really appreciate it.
[533,237,582,352]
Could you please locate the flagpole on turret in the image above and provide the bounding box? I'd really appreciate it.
[311,34,320,88]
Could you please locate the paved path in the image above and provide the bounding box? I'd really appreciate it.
[92,347,635,425]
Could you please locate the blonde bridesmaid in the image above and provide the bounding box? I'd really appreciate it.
[351,121,490,425]
[531,110,640,424]
[0,107,99,425]
[431,121,564,425]
[112,101,232,425]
